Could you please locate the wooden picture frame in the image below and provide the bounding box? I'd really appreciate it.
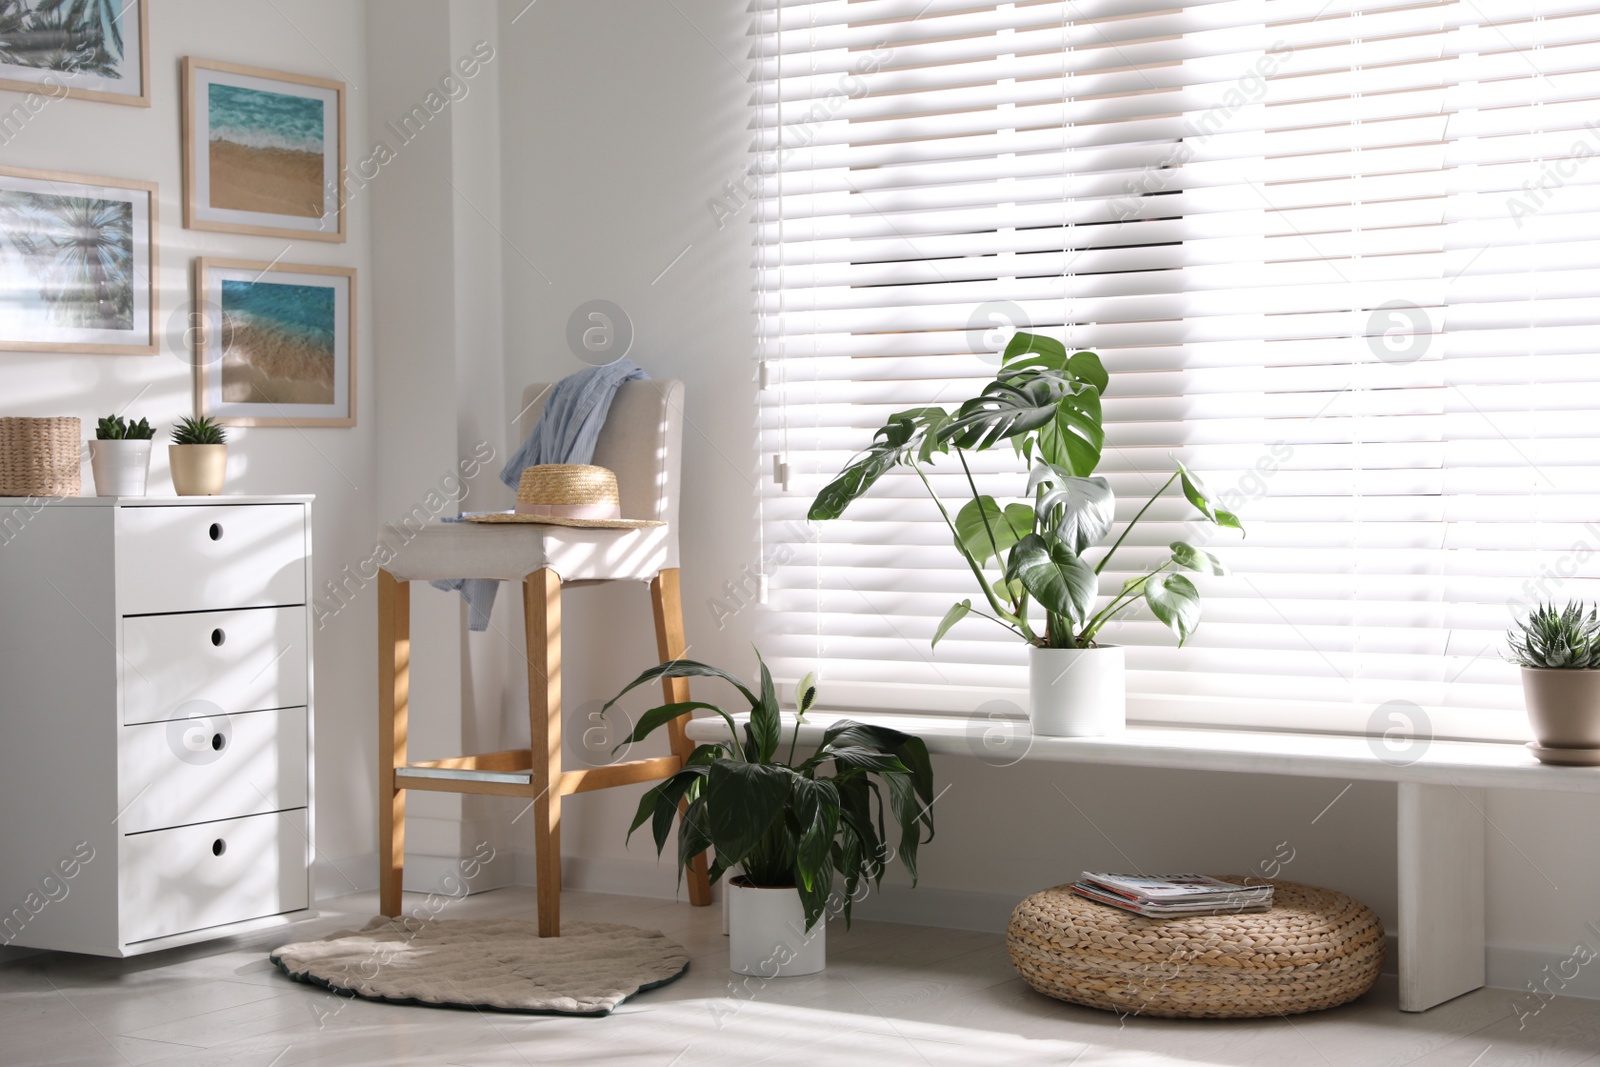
[194,257,356,428]
[0,0,150,107]
[182,57,345,242]
[0,165,157,355]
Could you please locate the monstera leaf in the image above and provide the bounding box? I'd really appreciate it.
[954,496,1034,563]
[808,407,949,520]
[1028,465,1115,555]
[1145,572,1201,645]
[1006,533,1098,625]
[939,369,1103,473]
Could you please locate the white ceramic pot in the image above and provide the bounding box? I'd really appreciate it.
[169,444,228,496]
[726,876,826,976]
[88,439,153,497]
[1028,644,1125,737]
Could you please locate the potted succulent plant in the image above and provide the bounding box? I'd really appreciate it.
[808,331,1244,736]
[89,415,156,497]
[1507,601,1600,765]
[604,654,935,976]
[169,416,229,496]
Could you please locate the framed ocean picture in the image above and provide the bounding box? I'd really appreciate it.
[0,165,157,354]
[182,58,345,242]
[194,258,356,428]
[0,0,149,107]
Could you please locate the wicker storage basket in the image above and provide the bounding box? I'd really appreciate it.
[1007,878,1385,1019]
[0,417,81,498]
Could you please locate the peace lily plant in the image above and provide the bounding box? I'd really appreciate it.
[808,330,1245,733]
[605,654,935,975]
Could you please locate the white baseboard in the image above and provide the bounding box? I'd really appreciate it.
[313,848,514,901]
[314,849,1595,1003]
[1489,941,1600,1005]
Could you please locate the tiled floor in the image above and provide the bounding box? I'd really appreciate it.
[1,886,1597,1066]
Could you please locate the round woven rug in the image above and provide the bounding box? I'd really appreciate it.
[270,917,690,1016]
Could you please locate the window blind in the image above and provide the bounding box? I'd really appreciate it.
[749,0,1600,740]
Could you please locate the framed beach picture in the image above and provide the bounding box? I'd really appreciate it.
[0,165,157,354]
[0,0,149,106]
[194,258,356,428]
[182,58,345,242]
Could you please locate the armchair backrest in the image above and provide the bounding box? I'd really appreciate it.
[516,379,685,538]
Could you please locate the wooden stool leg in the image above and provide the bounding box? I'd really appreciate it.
[651,568,713,907]
[525,569,563,937]
[378,570,409,917]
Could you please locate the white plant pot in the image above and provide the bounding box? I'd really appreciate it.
[88,439,153,498]
[726,876,826,976]
[1028,644,1125,737]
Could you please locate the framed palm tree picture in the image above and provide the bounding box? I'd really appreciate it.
[193,258,356,428]
[0,165,158,355]
[0,0,150,107]
[183,58,345,242]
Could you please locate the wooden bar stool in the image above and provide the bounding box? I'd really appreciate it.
[376,379,712,936]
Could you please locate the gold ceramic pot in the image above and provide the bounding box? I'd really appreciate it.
[168,444,227,496]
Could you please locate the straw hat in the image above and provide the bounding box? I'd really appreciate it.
[465,464,664,529]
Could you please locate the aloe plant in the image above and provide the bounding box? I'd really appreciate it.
[808,331,1243,649]
[171,415,227,446]
[1507,602,1600,669]
[94,415,154,440]
[604,654,935,932]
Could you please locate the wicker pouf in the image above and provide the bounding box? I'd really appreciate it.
[1007,878,1384,1019]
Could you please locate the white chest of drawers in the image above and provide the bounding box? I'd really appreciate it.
[0,495,315,956]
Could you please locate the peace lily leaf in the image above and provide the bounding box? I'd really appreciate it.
[1175,458,1244,532]
[1067,350,1109,393]
[1145,572,1202,645]
[1007,533,1098,624]
[933,600,971,648]
[791,777,839,894]
[1169,540,1228,575]
[751,655,782,763]
[954,496,1033,563]
[604,660,757,715]
[705,761,793,865]
[1028,466,1115,555]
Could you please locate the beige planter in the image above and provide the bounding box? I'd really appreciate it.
[169,444,228,496]
[1520,667,1600,759]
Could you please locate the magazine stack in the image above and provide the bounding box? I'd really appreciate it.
[1071,873,1274,918]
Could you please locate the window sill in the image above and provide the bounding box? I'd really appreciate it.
[683,710,1600,793]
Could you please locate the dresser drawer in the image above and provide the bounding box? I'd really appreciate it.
[121,606,307,725]
[118,707,307,834]
[120,809,309,945]
[116,504,307,615]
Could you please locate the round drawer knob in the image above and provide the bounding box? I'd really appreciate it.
[208,522,223,541]
[212,839,227,857]
[210,628,226,647]
[211,733,226,752]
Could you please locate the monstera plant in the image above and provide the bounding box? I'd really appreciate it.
[807,331,1245,734]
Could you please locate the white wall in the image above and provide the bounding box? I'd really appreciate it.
[0,0,380,888]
